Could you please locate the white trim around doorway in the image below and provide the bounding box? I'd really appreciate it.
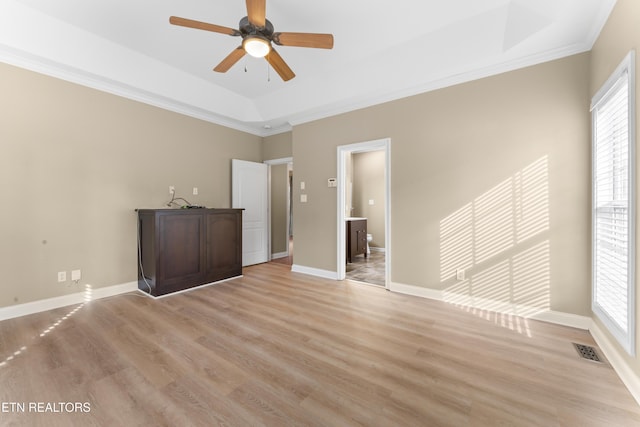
[337,138,391,289]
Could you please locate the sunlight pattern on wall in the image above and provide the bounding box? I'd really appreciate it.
[474,179,515,264]
[516,158,550,243]
[439,156,550,319]
[439,205,474,281]
[512,241,551,309]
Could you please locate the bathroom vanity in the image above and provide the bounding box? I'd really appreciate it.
[346,217,367,263]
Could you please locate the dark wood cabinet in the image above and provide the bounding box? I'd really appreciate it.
[137,208,242,297]
[346,218,367,263]
[205,211,242,282]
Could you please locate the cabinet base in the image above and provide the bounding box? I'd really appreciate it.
[137,274,243,298]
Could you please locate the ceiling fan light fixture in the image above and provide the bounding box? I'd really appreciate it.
[243,36,271,58]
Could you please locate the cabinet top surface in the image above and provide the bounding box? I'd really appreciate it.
[136,208,243,213]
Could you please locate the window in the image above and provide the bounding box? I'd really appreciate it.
[591,51,636,356]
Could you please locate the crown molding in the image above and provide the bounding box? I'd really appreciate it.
[0,40,595,138]
[0,43,268,137]
[584,0,617,49]
[288,43,592,127]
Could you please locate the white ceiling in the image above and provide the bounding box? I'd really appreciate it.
[0,0,616,136]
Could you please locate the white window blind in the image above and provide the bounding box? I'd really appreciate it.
[592,51,636,356]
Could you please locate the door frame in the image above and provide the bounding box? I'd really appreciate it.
[264,157,293,261]
[337,138,391,288]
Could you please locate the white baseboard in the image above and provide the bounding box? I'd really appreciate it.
[0,281,138,322]
[590,320,640,406]
[390,281,591,329]
[271,251,289,260]
[389,282,443,301]
[529,310,592,330]
[370,247,386,253]
[291,264,339,280]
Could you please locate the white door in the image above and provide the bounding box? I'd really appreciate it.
[232,159,269,266]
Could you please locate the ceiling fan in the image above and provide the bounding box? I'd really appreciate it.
[169,0,334,82]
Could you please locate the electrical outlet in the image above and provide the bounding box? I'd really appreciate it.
[169,186,175,195]
[57,271,67,282]
[192,187,198,195]
[456,268,465,281]
[71,269,81,282]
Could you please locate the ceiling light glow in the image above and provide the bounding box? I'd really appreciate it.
[243,37,271,58]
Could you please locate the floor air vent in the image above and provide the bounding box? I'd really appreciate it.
[573,343,603,363]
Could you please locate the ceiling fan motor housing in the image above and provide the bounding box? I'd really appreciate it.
[239,16,275,41]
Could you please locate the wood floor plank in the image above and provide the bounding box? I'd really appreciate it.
[0,262,639,426]
[161,375,259,427]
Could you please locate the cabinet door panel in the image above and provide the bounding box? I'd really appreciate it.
[347,219,367,262]
[207,212,242,281]
[356,229,367,253]
[159,213,205,283]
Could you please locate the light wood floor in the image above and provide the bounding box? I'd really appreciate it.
[1,263,639,426]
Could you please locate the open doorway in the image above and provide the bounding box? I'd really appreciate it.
[265,157,293,266]
[337,139,390,288]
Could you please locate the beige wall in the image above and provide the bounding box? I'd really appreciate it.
[263,131,292,161]
[589,0,640,379]
[0,62,262,308]
[352,151,386,248]
[293,53,591,316]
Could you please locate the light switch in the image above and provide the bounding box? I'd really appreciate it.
[300,181,306,190]
[300,194,308,203]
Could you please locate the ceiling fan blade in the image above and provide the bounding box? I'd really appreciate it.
[273,32,334,49]
[266,48,295,81]
[169,16,239,36]
[214,47,246,73]
[246,0,266,27]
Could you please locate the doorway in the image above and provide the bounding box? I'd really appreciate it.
[337,139,390,288]
[265,157,293,265]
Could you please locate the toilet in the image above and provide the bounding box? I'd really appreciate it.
[366,233,372,255]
